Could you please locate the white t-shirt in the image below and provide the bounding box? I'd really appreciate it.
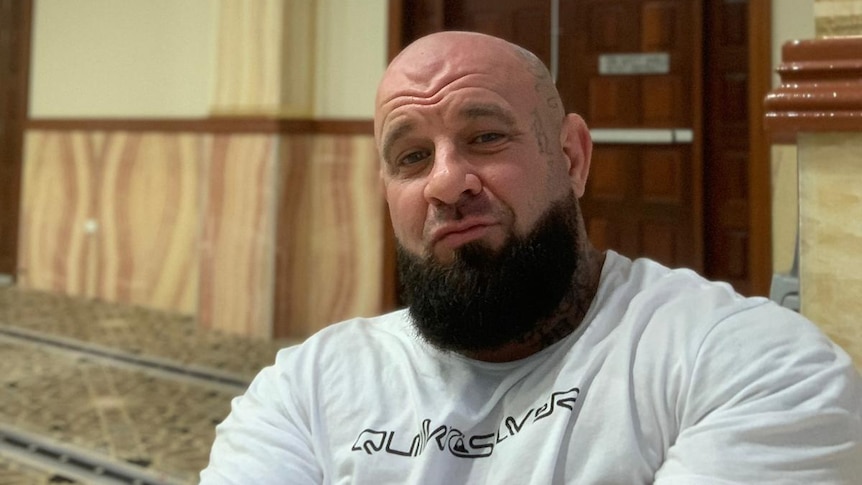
[200,251,862,484]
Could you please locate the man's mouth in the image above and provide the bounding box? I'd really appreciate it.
[430,221,498,251]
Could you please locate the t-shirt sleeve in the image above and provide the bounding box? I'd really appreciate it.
[654,303,862,484]
[199,350,321,484]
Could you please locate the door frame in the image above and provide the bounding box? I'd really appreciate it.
[747,0,772,296]
[0,0,33,280]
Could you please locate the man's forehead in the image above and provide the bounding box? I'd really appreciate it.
[375,80,524,148]
[375,35,530,139]
[380,35,529,97]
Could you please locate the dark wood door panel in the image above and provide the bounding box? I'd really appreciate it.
[561,0,700,269]
[586,214,692,267]
[399,0,702,271]
[587,77,641,125]
[393,0,784,292]
[703,0,751,293]
[394,0,770,297]
[587,146,689,206]
[559,0,694,127]
[449,0,551,64]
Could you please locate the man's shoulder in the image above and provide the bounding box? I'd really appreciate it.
[600,250,764,326]
[272,309,418,367]
[597,251,813,356]
[315,308,413,341]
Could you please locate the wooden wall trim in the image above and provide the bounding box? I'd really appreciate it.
[765,36,862,141]
[747,0,773,297]
[24,117,374,135]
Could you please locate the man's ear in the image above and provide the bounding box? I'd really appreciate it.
[560,113,593,198]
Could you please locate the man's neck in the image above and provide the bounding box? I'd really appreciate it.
[465,248,606,363]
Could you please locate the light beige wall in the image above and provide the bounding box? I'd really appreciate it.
[313,0,388,118]
[30,0,387,120]
[772,0,815,88]
[29,0,217,118]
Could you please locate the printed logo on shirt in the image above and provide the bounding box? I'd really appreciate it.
[351,387,579,459]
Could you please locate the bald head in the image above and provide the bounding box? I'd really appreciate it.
[374,32,564,144]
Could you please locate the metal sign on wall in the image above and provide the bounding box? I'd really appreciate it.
[599,53,670,75]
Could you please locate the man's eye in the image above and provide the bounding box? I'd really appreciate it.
[473,133,504,144]
[400,150,430,166]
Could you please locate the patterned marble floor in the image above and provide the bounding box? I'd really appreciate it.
[0,457,63,484]
[0,287,296,381]
[0,286,300,484]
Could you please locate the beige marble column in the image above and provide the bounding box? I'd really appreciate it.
[765,37,862,368]
[210,0,316,117]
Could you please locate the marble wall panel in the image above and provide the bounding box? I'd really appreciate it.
[278,134,384,338]
[815,0,862,35]
[19,129,383,340]
[198,134,277,338]
[95,133,201,314]
[798,133,862,368]
[18,131,94,296]
[211,0,315,116]
[18,131,201,314]
[770,144,799,275]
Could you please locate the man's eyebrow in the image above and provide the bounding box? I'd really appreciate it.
[460,103,517,127]
[381,120,415,162]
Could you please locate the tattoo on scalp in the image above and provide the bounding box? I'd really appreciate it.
[531,109,551,156]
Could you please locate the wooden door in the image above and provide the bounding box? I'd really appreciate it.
[399,0,703,271]
[703,0,752,294]
[393,0,769,296]
[558,0,702,270]
[0,0,31,278]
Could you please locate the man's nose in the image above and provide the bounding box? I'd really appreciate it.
[423,147,482,206]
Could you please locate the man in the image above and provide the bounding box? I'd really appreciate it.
[201,32,861,484]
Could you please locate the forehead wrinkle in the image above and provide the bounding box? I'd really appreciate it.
[459,103,517,128]
[380,87,446,109]
[378,72,492,114]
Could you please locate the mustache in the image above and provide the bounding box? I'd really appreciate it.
[423,192,512,251]
[429,191,495,223]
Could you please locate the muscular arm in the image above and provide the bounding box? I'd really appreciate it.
[655,304,862,484]
[199,350,322,484]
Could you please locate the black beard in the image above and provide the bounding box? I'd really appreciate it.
[397,192,580,354]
